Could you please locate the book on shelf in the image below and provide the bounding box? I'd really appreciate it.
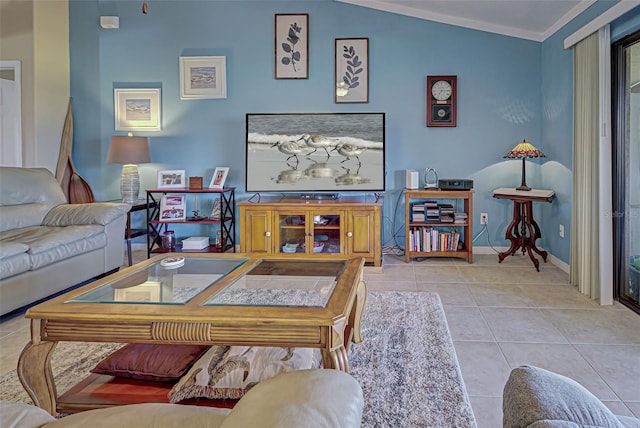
[409,226,460,252]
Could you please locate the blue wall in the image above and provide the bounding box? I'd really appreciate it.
[67,0,630,262]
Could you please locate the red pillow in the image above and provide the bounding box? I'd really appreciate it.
[91,343,210,382]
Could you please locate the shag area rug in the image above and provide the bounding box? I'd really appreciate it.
[0,291,476,427]
[349,291,477,428]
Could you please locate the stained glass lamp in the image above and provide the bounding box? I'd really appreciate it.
[503,139,545,191]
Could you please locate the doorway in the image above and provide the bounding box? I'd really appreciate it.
[612,31,640,314]
[0,60,22,167]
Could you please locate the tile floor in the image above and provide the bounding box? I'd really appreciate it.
[1,251,639,426]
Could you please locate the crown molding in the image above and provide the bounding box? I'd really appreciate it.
[336,0,596,42]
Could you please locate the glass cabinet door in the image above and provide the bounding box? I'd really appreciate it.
[310,212,343,255]
[276,211,344,255]
[277,212,306,254]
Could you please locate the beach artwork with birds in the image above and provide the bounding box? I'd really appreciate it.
[246,113,385,192]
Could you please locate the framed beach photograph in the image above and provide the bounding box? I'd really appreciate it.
[274,13,308,79]
[158,170,186,189]
[179,56,227,99]
[114,88,161,131]
[335,38,369,104]
[159,195,186,222]
[209,167,229,189]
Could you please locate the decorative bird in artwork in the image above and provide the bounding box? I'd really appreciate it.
[332,143,366,164]
[296,134,335,157]
[271,141,305,163]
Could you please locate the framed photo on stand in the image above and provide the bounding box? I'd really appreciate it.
[210,198,221,220]
[209,167,229,189]
[158,170,186,189]
[159,195,186,222]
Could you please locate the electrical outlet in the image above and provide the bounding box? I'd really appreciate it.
[559,224,565,238]
[480,213,488,225]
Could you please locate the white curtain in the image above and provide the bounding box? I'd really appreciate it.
[570,31,600,298]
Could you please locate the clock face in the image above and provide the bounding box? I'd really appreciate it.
[431,80,452,101]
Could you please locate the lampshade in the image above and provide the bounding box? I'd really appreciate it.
[503,139,545,192]
[106,135,150,203]
[106,136,151,165]
[503,140,546,159]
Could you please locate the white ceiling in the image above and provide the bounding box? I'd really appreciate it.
[336,0,597,42]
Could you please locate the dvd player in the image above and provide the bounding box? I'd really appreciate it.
[439,179,473,190]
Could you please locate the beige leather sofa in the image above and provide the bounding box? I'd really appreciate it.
[1,369,364,428]
[0,167,130,316]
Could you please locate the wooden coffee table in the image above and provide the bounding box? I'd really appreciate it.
[18,254,367,415]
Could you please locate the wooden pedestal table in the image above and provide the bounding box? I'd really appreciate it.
[17,254,367,415]
[493,188,555,271]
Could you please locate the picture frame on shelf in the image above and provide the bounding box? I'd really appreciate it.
[335,38,369,104]
[158,170,186,189]
[209,167,229,189]
[274,13,308,79]
[179,56,227,99]
[159,195,186,222]
[210,198,221,220]
[114,88,161,131]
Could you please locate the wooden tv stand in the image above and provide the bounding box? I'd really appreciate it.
[238,195,382,267]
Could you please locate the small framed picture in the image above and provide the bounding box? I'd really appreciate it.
[158,170,186,189]
[274,13,309,79]
[209,167,229,189]
[335,38,369,104]
[114,88,161,131]
[210,198,221,220]
[179,56,227,99]
[159,195,186,222]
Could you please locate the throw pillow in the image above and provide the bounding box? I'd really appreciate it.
[91,343,211,382]
[168,346,321,402]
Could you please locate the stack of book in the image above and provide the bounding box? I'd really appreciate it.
[411,203,425,222]
[454,212,468,224]
[439,204,455,223]
[425,201,440,222]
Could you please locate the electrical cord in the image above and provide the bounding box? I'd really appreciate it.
[472,223,501,254]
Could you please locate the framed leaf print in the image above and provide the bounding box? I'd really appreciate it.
[335,38,369,104]
[275,13,308,79]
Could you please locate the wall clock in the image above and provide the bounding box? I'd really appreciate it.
[426,75,457,127]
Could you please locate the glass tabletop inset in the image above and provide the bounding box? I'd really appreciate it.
[204,259,346,308]
[68,257,249,304]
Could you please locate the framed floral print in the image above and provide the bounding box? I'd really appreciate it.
[275,13,308,79]
[335,38,369,104]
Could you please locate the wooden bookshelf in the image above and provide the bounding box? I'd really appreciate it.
[404,189,473,263]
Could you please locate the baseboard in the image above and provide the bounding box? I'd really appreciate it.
[473,246,570,273]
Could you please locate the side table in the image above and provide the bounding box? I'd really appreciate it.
[106,199,154,266]
[492,188,555,271]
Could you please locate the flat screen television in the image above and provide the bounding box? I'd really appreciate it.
[245,113,385,195]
